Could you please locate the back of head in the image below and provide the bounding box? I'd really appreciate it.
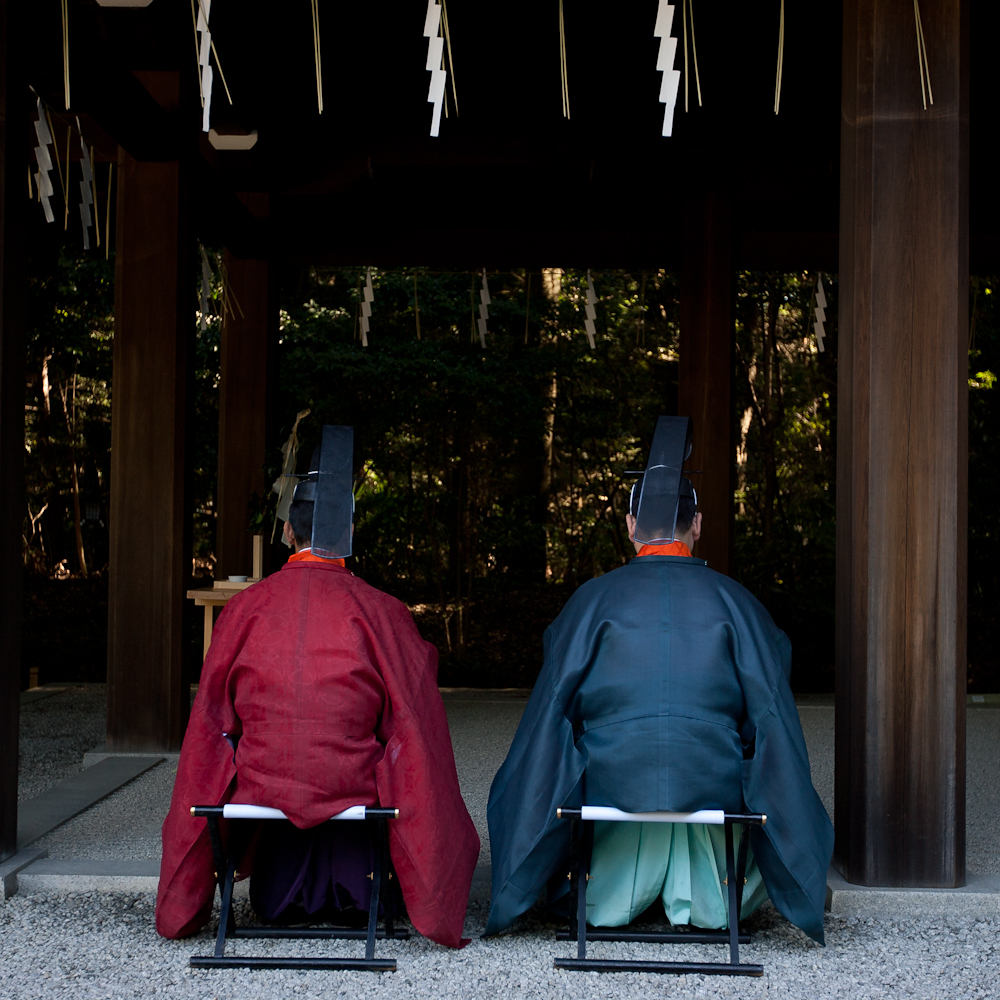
[287,498,314,548]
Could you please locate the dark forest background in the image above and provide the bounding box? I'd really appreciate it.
[21,232,1000,692]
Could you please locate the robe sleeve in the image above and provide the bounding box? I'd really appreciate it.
[484,586,596,935]
[370,599,481,948]
[723,585,835,944]
[155,599,250,939]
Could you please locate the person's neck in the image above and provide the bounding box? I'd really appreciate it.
[633,535,694,555]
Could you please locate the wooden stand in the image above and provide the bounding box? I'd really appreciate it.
[189,535,267,659]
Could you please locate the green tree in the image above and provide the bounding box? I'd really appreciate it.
[733,271,838,691]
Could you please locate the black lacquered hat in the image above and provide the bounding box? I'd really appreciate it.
[628,416,696,544]
[291,424,354,559]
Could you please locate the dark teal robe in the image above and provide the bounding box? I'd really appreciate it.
[485,554,833,943]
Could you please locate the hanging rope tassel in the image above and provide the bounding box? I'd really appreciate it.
[774,0,785,115]
[913,0,933,109]
[559,0,570,119]
[680,0,703,112]
[441,0,459,116]
[311,0,324,113]
[61,0,71,109]
[687,0,702,109]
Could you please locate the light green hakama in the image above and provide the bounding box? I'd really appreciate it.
[584,821,769,929]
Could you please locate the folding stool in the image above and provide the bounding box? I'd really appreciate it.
[554,806,766,976]
[189,803,407,971]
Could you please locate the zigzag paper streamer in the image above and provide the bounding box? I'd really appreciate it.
[477,270,490,348]
[76,119,94,250]
[584,270,597,349]
[360,268,374,347]
[197,0,214,133]
[653,1,681,137]
[33,99,56,224]
[423,0,447,137]
[813,276,827,353]
[200,245,213,332]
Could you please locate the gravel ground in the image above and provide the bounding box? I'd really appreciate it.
[968,707,1000,875]
[17,686,106,803]
[442,694,527,866]
[1,891,996,1000]
[9,690,999,999]
[30,761,177,859]
[18,689,999,877]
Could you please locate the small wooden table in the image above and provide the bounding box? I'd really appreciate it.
[187,579,259,659]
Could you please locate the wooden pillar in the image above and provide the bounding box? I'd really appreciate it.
[0,0,25,861]
[107,147,190,752]
[679,192,733,575]
[216,195,276,580]
[836,0,968,886]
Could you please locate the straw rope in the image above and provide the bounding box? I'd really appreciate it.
[558,0,570,119]
[913,0,933,109]
[773,0,785,114]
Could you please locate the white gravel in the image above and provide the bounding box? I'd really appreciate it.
[17,686,106,803]
[10,689,998,999]
[1,891,996,999]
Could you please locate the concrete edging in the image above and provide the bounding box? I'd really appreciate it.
[826,869,1000,919]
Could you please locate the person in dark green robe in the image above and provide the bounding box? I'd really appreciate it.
[485,417,833,943]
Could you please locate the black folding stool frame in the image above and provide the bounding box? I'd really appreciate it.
[189,804,408,972]
[554,807,766,976]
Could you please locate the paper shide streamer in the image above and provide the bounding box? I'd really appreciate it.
[33,99,56,224]
[76,117,95,250]
[200,244,213,331]
[196,0,214,132]
[423,0,448,137]
[813,276,827,353]
[477,270,490,348]
[653,2,681,136]
[584,271,597,349]
[360,268,374,347]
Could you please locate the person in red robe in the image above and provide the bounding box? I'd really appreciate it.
[156,426,479,948]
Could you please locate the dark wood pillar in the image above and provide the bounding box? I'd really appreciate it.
[216,195,276,579]
[0,0,25,862]
[679,192,733,575]
[107,147,190,752]
[836,0,968,886]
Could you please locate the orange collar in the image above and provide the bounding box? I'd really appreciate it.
[636,541,692,558]
[288,548,346,567]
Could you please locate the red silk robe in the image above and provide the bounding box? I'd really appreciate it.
[156,560,480,948]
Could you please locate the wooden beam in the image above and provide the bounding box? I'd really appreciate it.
[836,0,968,886]
[107,141,191,752]
[216,194,276,579]
[0,0,25,862]
[679,192,734,575]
